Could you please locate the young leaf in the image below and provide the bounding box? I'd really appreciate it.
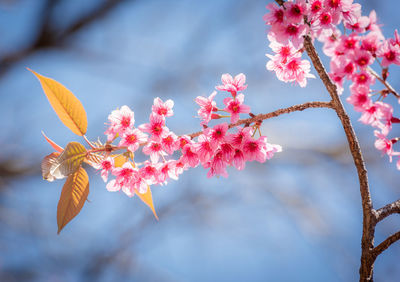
[57,167,89,234]
[111,154,158,219]
[137,186,159,220]
[41,131,63,152]
[42,152,62,182]
[113,154,130,167]
[51,142,87,177]
[28,68,88,136]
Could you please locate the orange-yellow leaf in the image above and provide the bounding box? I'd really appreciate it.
[137,186,159,220]
[57,167,89,234]
[29,68,87,136]
[52,142,86,177]
[41,131,63,152]
[113,154,129,167]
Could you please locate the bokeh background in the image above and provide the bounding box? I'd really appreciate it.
[1,0,400,281]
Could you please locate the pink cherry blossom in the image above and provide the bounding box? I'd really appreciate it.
[264,141,283,159]
[106,162,136,193]
[119,128,148,152]
[365,11,383,37]
[178,135,193,150]
[391,30,400,46]
[223,94,251,123]
[193,134,215,164]
[220,142,234,161]
[272,23,308,49]
[324,0,353,12]
[152,97,174,117]
[232,149,246,170]
[313,11,336,36]
[173,158,188,176]
[268,39,299,64]
[161,132,179,155]
[377,40,400,67]
[158,161,178,183]
[123,172,148,196]
[285,0,308,24]
[216,73,247,95]
[284,56,315,87]
[343,4,370,33]
[227,127,253,148]
[93,157,114,182]
[205,123,229,148]
[142,140,166,163]
[353,71,375,86]
[205,151,228,178]
[105,105,135,141]
[360,32,381,55]
[336,33,360,55]
[374,131,394,162]
[263,2,285,26]
[354,49,373,69]
[139,113,168,140]
[347,84,371,112]
[309,0,323,15]
[195,91,218,125]
[139,161,159,185]
[181,144,200,168]
[243,137,268,163]
[359,101,392,128]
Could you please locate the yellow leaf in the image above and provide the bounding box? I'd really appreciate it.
[29,68,87,136]
[57,167,89,234]
[113,154,129,167]
[137,186,159,220]
[52,142,86,177]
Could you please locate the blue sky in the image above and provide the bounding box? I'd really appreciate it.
[0,0,400,281]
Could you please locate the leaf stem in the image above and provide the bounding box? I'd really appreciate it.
[83,135,96,149]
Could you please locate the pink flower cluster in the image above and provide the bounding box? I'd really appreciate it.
[264,0,400,169]
[96,74,281,197]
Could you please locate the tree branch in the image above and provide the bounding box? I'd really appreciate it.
[372,231,400,259]
[188,101,333,139]
[376,199,400,222]
[302,35,374,281]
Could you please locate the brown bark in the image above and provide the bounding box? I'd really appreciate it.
[302,36,375,281]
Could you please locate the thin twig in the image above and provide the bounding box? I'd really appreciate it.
[376,199,400,222]
[372,231,400,259]
[367,67,400,98]
[188,101,333,139]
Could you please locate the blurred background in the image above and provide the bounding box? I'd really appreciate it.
[0,0,400,281]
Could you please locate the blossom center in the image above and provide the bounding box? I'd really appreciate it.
[275,10,284,23]
[311,1,322,13]
[328,0,340,8]
[385,51,396,61]
[286,25,298,36]
[121,116,131,127]
[291,5,301,16]
[320,13,332,25]
[127,134,137,144]
[357,57,369,67]
[158,108,168,115]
